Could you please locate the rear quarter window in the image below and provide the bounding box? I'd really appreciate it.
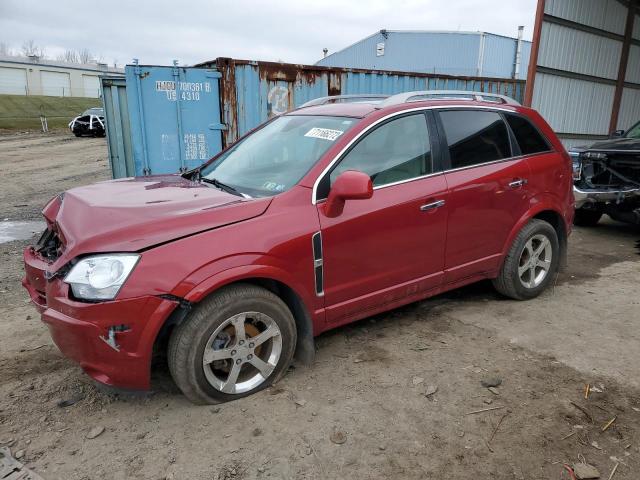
[505,114,551,155]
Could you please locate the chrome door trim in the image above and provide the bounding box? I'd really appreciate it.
[371,170,444,191]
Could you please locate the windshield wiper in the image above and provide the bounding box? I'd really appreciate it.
[200,177,246,197]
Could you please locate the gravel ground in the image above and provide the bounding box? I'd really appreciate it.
[1,130,639,480]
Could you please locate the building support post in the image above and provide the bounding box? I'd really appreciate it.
[524,0,546,107]
[609,0,637,134]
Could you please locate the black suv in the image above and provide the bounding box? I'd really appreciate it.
[570,121,640,225]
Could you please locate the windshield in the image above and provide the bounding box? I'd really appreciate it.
[626,122,640,139]
[200,115,357,197]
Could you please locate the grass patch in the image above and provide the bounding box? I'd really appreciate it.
[0,94,103,130]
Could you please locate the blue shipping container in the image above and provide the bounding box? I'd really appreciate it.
[103,57,526,178]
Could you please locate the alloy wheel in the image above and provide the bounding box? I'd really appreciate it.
[202,312,282,394]
[518,233,553,289]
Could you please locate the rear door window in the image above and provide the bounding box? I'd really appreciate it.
[439,110,511,169]
[505,114,551,155]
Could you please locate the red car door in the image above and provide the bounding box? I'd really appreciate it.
[437,109,532,282]
[314,113,448,326]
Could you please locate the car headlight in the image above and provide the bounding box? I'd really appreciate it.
[569,152,582,181]
[64,254,139,301]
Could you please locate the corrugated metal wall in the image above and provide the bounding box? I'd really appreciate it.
[544,0,628,33]
[481,34,532,79]
[538,22,621,79]
[101,76,135,178]
[528,0,640,148]
[316,31,531,80]
[532,73,615,140]
[619,87,640,131]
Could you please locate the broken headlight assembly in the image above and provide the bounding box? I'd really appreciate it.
[64,254,140,301]
[569,151,582,180]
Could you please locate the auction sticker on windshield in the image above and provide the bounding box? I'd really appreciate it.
[304,127,344,141]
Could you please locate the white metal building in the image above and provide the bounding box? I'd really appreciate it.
[525,0,640,147]
[0,55,124,98]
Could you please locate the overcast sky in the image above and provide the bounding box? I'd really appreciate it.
[0,0,537,67]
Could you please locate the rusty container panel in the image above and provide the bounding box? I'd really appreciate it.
[203,58,525,146]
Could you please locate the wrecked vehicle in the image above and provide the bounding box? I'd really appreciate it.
[570,121,640,226]
[69,107,105,137]
[23,91,573,404]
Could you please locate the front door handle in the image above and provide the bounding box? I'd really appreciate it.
[508,179,527,189]
[420,199,446,211]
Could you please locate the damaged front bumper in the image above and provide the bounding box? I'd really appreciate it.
[22,247,178,390]
[573,185,640,209]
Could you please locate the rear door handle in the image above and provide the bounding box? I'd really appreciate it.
[420,199,446,211]
[508,179,527,189]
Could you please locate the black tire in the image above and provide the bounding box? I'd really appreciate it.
[168,284,297,404]
[492,219,560,300]
[74,132,82,137]
[573,208,602,227]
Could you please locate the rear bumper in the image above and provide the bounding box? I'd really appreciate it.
[573,185,640,209]
[22,247,178,390]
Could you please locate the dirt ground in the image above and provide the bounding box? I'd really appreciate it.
[1,130,639,480]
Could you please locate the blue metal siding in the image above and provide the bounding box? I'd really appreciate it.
[317,32,482,76]
[480,34,531,80]
[519,41,532,80]
[101,77,134,178]
[317,31,531,79]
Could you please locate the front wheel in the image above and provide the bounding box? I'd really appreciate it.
[168,284,297,404]
[492,219,560,300]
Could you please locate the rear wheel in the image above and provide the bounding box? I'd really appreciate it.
[168,284,296,404]
[574,208,602,227]
[492,219,560,300]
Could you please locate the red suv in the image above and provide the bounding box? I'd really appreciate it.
[23,91,574,404]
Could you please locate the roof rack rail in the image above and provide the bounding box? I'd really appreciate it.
[299,94,389,108]
[378,90,520,108]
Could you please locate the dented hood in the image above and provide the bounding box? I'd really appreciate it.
[45,175,271,267]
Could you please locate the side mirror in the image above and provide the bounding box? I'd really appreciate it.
[323,170,373,217]
[610,129,625,138]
